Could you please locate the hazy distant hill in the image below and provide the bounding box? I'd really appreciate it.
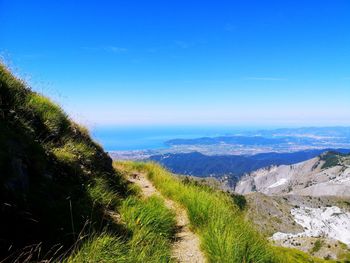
[149,149,350,184]
[166,135,315,146]
[256,126,350,138]
[166,127,350,147]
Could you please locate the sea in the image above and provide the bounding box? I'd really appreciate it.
[90,125,268,151]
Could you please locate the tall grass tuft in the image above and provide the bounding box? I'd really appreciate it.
[66,195,176,263]
[26,93,70,136]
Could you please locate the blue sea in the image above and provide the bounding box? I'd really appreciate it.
[91,125,267,151]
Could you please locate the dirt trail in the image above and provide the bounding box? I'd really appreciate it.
[129,173,206,263]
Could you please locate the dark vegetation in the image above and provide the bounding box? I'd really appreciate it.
[310,240,324,254]
[0,64,129,261]
[150,150,350,185]
[230,193,247,210]
[320,152,345,169]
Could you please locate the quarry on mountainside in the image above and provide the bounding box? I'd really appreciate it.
[245,193,350,260]
[271,205,350,260]
[235,152,350,196]
[272,206,350,246]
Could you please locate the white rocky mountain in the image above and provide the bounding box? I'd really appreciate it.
[235,152,350,196]
[236,152,350,259]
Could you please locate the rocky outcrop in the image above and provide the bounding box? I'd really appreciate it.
[235,153,350,197]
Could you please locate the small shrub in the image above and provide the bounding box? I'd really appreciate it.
[87,177,119,208]
[230,193,247,210]
[310,239,324,254]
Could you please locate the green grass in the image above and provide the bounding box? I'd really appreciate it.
[64,234,129,263]
[273,247,337,263]
[87,177,120,209]
[66,196,176,263]
[26,93,70,135]
[120,196,176,240]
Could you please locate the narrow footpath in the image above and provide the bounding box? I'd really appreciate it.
[128,173,206,263]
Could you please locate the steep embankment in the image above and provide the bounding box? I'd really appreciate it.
[0,64,129,261]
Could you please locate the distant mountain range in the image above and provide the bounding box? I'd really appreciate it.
[166,127,350,147]
[149,149,350,185]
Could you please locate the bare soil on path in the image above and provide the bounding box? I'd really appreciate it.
[128,173,206,263]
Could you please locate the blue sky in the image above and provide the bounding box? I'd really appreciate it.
[1,0,350,127]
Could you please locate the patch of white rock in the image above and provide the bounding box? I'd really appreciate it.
[272,206,350,246]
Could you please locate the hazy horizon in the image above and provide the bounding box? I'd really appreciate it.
[91,125,350,151]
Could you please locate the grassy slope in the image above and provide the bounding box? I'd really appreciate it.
[124,161,341,263]
[66,195,176,263]
[0,63,123,260]
[67,163,177,263]
[0,64,176,262]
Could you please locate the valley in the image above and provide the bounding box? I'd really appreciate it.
[108,128,350,261]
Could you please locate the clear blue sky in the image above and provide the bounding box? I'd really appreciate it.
[1,0,350,127]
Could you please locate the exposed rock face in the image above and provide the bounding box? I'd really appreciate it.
[245,193,350,260]
[272,206,350,246]
[235,153,350,197]
[239,153,350,260]
[271,205,350,260]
